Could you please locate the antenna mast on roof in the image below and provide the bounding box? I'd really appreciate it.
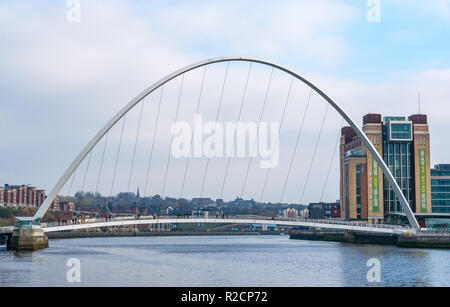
[418,92,421,115]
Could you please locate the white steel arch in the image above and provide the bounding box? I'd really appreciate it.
[33,56,420,230]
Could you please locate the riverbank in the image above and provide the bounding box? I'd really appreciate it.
[289,230,398,245]
[289,230,450,249]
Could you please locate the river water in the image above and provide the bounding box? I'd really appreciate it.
[1,235,449,287]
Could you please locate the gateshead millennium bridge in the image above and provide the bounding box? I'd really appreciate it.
[5,57,424,251]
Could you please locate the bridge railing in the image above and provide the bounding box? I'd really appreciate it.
[271,216,409,229]
[41,215,410,231]
[417,229,450,237]
[0,226,14,234]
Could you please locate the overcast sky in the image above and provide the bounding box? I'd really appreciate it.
[1,0,449,204]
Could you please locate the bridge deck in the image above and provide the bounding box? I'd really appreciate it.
[43,218,410,235]
[0,227,14,235]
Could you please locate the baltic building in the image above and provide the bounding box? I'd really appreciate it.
[340,114,432,225]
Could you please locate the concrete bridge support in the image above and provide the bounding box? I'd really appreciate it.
[7,218,49,251]
[8,228,48,251]
[6,234,12,251]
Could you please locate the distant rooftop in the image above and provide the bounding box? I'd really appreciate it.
[4,184,28,191]
[2,184,38,191]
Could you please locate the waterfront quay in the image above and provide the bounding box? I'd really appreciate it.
[290,228,450,249]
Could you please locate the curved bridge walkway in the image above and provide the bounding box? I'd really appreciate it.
[0,227,14,235]
[42,217,410,235]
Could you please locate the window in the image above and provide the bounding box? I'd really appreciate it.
[389,122,412,141]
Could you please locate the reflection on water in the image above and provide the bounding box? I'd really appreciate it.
[0,235,449,287]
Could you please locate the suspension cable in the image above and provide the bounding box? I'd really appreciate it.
[109,115,127,197]
[67,168,77,196]
[240,67,275,199]
[320,118,345,202]
[81,150,93,192]
[219,63,253,199]
[127,99,145,193]
[299,103,329,205]
[180,66,207,199]
[200,62,230,198]
[143,86,164,197]
[259,76,294,202]
[280,88,313,203]
[95,133,109,196]
[162,74,185,198]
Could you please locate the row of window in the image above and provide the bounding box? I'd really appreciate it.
[431,172,450,176]
[383,142,412,156]
[368,135,381,146]
[432,200,450,206]
[356,164,362,219]
[432,180,450,185]
[390,122,412,141]
[432,207,450,213]
[432,189,450,194]
[432,194,450,199]
[417,135,427,146]
[431,186,450,192]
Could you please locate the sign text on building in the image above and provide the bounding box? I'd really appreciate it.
[372,158,380,212]
[419,149,428,213]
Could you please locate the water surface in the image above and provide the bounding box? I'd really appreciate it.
[0,235,449,287]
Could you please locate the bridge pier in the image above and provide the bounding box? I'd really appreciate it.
[8,218,48,251]
[9,228,48,251]
[0,234,6,245]
[6,234,12,251]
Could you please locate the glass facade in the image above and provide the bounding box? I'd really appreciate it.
[425,218,450,230]
[384,116,406,122]
[431,165,450,213]
[14,217,41,229]
[345,149,366,158]
[382,124,415,214]
[389,122,413,141]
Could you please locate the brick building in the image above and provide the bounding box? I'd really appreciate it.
[0,185,46,209]
[50,199,75,212]
[331,202,341,218]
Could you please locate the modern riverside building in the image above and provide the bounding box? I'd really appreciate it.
[308,203,326,219]
[431,164,450,213]
[340,114,432,225]
[308,202,338,219]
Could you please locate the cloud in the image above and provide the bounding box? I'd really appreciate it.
[392,0,450,18]
[0,0,449,205]
[310,68,450,162]
[152,0,358,64]
[0,0,195,192]
[0,1,191,93]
